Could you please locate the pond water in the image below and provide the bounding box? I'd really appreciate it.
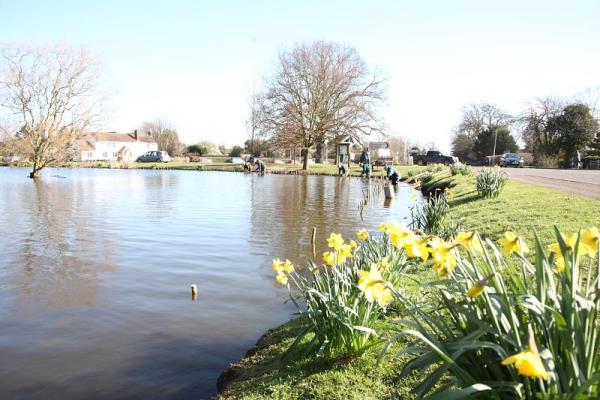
[0,167,420,399]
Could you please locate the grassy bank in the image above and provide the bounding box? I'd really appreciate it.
[218,166,600,400]
[2,160,404,178]
[411,167,600,244]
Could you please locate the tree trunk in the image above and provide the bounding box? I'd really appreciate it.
[29,158,42,179]
[302,148,309,170]
[315,142,324,164]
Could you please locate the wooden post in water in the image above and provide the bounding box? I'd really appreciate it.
[191,284,198,300]
[311,227,317,257]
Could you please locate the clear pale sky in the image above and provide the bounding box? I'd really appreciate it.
[2,0,599,151]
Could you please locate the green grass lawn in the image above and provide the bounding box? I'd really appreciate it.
[413,168,600,244]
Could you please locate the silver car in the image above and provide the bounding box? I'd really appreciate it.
[499,153,523,168]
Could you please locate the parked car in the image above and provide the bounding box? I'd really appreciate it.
[136,151,170,163]
[499,153,523,168]
[412,150,458,166]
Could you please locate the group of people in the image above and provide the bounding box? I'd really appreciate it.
[338,147,401,186]
[243,156,266,175]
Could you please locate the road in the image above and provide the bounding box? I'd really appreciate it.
[499,168,600,200]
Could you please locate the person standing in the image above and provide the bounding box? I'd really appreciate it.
[359,148,371,177]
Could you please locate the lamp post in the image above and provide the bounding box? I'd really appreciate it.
[492,127,498,165]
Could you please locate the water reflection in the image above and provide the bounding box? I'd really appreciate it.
[3,177,116,316]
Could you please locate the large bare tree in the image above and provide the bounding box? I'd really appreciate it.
[0,45,101,178]
[140,119,184,156]
[259,41,385,169]
[451,103,511,162]
[518,97,565,156]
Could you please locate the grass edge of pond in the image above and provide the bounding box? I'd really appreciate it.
[216,167,600,399]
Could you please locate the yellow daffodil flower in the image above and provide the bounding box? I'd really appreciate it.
[272,258,284,272]
[467,285,484,298]
[326,232,345,250]
[404,237,430,261]
[549,232,593,257]
[466,275,493,298]
[428,237,457,277]
[456,231,483,253]
[376,257,390,272]
[323,251,336,266]
[501,350,548,380]
[357,264,393,307]
[581,227,599,254]
[389,226,413,249]
[349,239,358,249]
[338,244,353,261]
[357,229,369,241]
[282,259,294,274]
[275,273,288,286]
[498,231,529,256]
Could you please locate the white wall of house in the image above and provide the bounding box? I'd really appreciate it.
[81,141,158,161]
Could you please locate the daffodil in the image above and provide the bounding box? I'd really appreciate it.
[326,232,345,250]
[581,227,599,254]
[376,257,390,272]
[335,245,352,264]
[498,231,529,256]
[389,225,413,249]
[466,275,493,298]
[456,231,483,253]
[323,251,336,266]
[357,229,369,241]
[501,350,548,380]
[549,232,593,257]
[404,237,430,261]
[357,264,393,307]
[349,239,358,249]
[467,285,484,298]
[282,259,294,273]
[275,273,288,286]
[272,258,284,272]
[428,237,457,277]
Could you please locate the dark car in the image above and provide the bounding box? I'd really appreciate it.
[412,150,458,166]
[499,153,523,168]
[136,151,170,163]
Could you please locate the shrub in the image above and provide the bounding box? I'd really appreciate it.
[410,193,449,236]
[476,167,507,198]
[449,162,471,176]
[385,227,600,399]
[425,163,446,173]
[229,146,243,157]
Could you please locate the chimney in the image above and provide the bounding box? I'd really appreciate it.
[133,129,138,141]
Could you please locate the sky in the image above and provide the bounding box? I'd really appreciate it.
[1,0,599,152]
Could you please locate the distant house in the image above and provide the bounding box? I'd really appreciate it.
[78,130,158,162]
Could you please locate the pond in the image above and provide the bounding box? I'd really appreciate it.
[0,167,420,399]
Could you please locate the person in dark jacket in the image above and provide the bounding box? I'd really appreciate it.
[386,165,401,185]
[359,148,371,177]
[254,158,266,175]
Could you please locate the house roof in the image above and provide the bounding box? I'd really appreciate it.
[90,131,156,143]
[77,139,94,151]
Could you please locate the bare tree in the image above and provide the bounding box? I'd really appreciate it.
[518,97,565,156]
[0,45,101,178]
[452,103,512,162]
[140,119,184,156]
[259,41,385,170]
[244,91,263,157]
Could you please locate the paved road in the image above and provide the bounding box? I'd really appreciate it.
[500,168,600,199]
